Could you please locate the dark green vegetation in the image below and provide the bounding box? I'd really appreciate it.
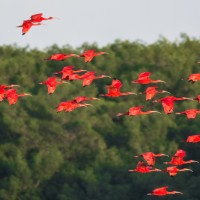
[0,34,200,200]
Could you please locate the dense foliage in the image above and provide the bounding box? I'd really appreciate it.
[0,34,200,200]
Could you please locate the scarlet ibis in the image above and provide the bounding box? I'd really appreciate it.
[188,73,200,83]
[17,20,43,35]
[100,79,136,97]
[139,86,170,100]
[45,53,80,61]
[30,13,54,23]
[165,149,198,165]
[133,152,168,166]
[79,71,111,87]
[163,166,193,177]
[193,95,200,102]
[175,109,200,119]
[56,100,92,112]
[0,84,19,101]
[132,72,166,84]
[128,161,161,173]
[74,96,99,103]
[54,66,86,80]
[147,186,183,196]
[117,106,160,117]
[80,49,108,62]
[186,134,200,143]
[5,89,32,105]
[153,96,194,114]
[39,76,68,94]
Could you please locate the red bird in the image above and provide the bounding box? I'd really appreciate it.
[79,71,111,87]
[163,166,193,177]
[153,96,193,114]
[39,76,68,94]
[133,151,168,166]
[80,49,108,62]
[188,73,200,83]
[175,109,200,119]
[117,106,160,117]
[56,100,92,112]
[0,84,19,101]
[164,149,199,165]
[132,72,166,84]
[100,79,136,97]
[30,13,54,23]
[128,161,161,173]
[147,186,183,196]
[139,86,170,100]
[45,53,80,61]
[74,96,99,103]
[5,89,31,105]
[186,134,200,143]
[17,20,43,35]
[54,66,86,80]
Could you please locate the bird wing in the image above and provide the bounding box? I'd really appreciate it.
[74,96,86,103]
[153,186,168,194]
[174,149,186,158]
[143,153,155,166]
[138,72,151,80]
[146,87,157,100]
[106,85,121,97]
[111,79,122,89]
[82,77,94,86]
[80,50,95,62]
[30,13,43,20]
[161,100,174,114]
[185,110,197,119]
[128,106,143,115]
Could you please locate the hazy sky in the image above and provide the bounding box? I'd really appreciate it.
[1,0,199,49]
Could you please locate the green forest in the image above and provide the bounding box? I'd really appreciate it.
[0,34,200,200]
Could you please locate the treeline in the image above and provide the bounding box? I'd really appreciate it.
[0,34,200,200]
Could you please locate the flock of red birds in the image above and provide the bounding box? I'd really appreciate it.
[0,12,199,197]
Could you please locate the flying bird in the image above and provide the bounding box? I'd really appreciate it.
[133,151,168,166]
[139,86,170,100]
[39,76,68,94]
[100,79,136,97]
[54,66,86,80]
[162,166,193,177]
[188,73,200,83]
[185,134,200,143]
[5,89,32,105]
[79,71,111,87]
[193,95,200,103]
[80,49,108,62]
[175,109,200,119]
[128,161,161,173]
[0,84,19,101]
[153,96,194,114]
[147,186,183,196]
[30,13,54,23]
[56,100,92,112]
[74,96,99,103]
[17,20,43,35]
[132,72,166,84]
[117,106,160,117]
[45,53,80,61]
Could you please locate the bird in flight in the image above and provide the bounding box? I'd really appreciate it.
[100,79,136,97]
[74,96,99,103]
[164,149,199,165]
[153,96,194,114]
[5,89,32,105]
[147,186,183,196]
[29,13,55,23]
[80,49,108,62]
[56,99,92,112]
[45,53,80,61]
[132,72,166,84]
[133,151,168,166]
[139,86,170,101]
[0,84,19,101]
[128,161,161,173]
[54,66,86,80]
[185,134,200,143]
[188,73,200,83]
[117,106,160,117]
[162,166,193,177]
[79,71,111,87]
[39,76,68,94]
[175,109,200,119]
[17,20,43,35]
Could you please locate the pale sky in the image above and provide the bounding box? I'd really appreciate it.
[1,0,199,49]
